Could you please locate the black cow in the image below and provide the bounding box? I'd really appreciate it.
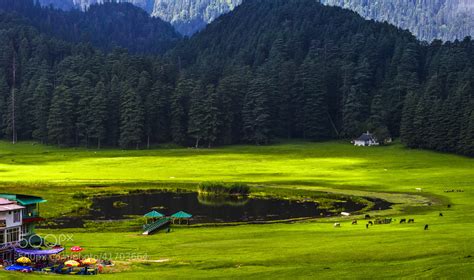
[408,219,415,223]
[447,204,451,208]
[365,214,371,219]
[368,221,373,226]
[424,224,429,230]
[352,220,358,225]
[366,224,369,229]
[400,219,406,224]
[439,212,443,217]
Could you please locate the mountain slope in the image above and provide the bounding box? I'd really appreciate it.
[319,0,474,42]
[38,0,241,35]
[172,0,473,154]
[151,0,242,35]
[0,0,181,53]
[39,0,474,40]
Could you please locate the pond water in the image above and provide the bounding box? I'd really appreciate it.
[47,191,391,228]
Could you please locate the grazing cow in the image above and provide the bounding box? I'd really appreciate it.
[364,214,371,219]
[352,220,357,225]
[439,212,443,217]
[366,224,369,229]
[368,221,373,226]
[424,224,429,230]
[400,219,406,224]
[447,204,451,208]
[408,219,415,223]
[334,223,341,228]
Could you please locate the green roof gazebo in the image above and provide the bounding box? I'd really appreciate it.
[144,210,165,225]
[171,211,193,225]
[144,210,164,219]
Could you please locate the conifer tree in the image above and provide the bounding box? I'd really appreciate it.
[171,77,194,145]
[47,85,74,145]
[90,81,108,148]
[119,86,144,149]
[187,83,207,148]
[32,75,52,143]
[243,73,271,144]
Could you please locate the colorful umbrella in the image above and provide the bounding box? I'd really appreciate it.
[16,257,31,264]
[82,258,97,265]
[70,246,83,252]
[64,260,80,267]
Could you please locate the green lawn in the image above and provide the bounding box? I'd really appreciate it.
[0,140,472,279]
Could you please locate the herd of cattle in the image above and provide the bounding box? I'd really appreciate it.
[332,213,442,231]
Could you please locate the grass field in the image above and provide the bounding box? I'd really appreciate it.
[0,140,472,279]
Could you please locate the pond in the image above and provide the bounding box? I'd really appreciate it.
[46,191,391,228]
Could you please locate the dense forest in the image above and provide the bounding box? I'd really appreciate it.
[0,0,180,53]
[0,0,472,155]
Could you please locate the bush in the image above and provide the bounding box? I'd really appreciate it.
[198,182,250,196]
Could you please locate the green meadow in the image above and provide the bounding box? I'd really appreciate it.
[0,140,472,279]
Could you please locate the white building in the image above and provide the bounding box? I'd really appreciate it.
[353,131,379,146]
[0,198,24,262]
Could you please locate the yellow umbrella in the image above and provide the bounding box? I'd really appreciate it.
[82,258,97,265]
[16,257,31,264]
[64,260,80,267]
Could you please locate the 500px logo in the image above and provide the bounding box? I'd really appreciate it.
[17,233,74,249]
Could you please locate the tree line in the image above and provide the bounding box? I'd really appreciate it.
[0,0,472,156]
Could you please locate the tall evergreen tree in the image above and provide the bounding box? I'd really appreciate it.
[31,74,52,143]
[90,81,108,148]
[47,85,74,145]
[171,77,194,145]
[243,73,272,144]
[119,86,144,149]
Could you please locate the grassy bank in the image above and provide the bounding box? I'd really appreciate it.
[0,140,472,279]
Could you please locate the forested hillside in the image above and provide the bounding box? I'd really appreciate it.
[38,0,242,36]
[0,0,180,53]
[0,0,472,155]
[319,0,474,42]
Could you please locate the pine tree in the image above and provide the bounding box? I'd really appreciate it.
[0,73,8,138]
[187,83,207,148]
[75,75,95,146]
[32,74,52,143]
[203,85,221,147]
[171,77,194,145]
[300,51,329,140]
[342,86,363,138]
[243,73,272,145]
[400,91,418,146]
[368,93,390,142]
[216,69,249,145]
[119,86,144,149]
[107,76,121,146]
[47,85,74,145]
[90,81,108,149]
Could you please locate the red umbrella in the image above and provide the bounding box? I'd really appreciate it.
[70,246,83,252]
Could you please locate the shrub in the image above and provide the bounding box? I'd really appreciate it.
[198,182,250,196]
